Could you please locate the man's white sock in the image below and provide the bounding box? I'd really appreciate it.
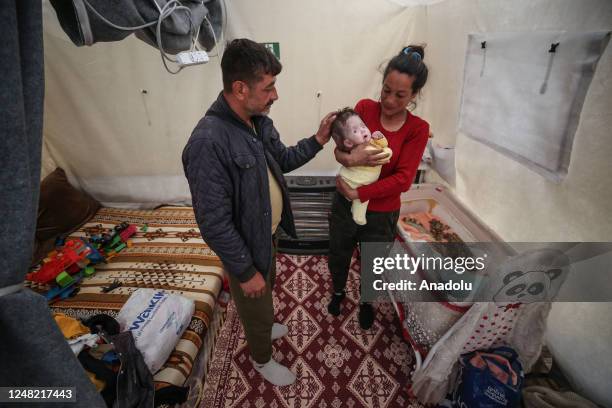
[252,358,296,386]
[271,322,288,340]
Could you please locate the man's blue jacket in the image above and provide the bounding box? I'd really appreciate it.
[183,93,323,282]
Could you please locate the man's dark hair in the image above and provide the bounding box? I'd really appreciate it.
[330,107,359,152]
[221,39,282,92]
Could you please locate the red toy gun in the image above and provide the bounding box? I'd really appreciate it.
[119,224,137,242]
[26,239,91,284]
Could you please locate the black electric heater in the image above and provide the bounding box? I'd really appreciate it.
[276,176,335,255]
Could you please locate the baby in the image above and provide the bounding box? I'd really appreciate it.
[331,108,392,225]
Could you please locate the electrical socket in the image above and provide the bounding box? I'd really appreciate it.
[176,51,210,67]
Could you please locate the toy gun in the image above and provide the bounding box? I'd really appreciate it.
[102,223,137,259]
[26,239,91,284]
[82,239,105,264]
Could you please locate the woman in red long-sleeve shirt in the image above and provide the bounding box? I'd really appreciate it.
[328,45,430,329]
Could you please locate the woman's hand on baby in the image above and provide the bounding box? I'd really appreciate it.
[315,111,337,146]
[344,143,391,167]
[336,176,359,201]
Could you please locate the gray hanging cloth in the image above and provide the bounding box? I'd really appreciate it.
[49,0,223,53]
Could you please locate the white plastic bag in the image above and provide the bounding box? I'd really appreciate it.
[117,289,195,373]
[431,143,456,186]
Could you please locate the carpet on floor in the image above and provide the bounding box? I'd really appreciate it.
[201,253,425,408]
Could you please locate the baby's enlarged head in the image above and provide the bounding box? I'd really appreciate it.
[330,107,372,152]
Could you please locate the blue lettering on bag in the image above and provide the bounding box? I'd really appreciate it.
[129,291,166,331]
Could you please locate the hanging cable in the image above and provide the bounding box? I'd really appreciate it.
[156,1,195,74]
[82,0,200,74]
[203,14,222,69]
[199,0,225,58]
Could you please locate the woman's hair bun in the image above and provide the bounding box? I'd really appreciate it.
[400,45,425,61]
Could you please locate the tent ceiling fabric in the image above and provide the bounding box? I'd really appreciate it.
[387,0,446,5]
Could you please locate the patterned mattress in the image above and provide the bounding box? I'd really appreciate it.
[25,206,225,394]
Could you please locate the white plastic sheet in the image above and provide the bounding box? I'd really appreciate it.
[459,31,610,182]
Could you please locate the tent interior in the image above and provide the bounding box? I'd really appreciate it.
[2,0,611,407]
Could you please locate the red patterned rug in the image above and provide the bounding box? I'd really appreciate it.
[201,254,424,408]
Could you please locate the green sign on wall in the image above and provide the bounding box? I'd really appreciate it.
[262,42,280,60]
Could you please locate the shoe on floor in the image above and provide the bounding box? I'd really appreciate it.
[252,358,296,386]
[327,291,346,316]
[359,303,374,330]
[271,322,288,340]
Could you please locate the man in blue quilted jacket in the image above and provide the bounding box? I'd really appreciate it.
[183,38,335,386]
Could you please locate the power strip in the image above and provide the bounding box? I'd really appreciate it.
[176,50,210,67]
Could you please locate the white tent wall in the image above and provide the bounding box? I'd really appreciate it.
[422,0,612,243]
[420,0,612,405]
[41,0,427,205]
[42,1,222,206]
[40,139,57,179]
[222,0,428,177]
[40,0,611,404]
